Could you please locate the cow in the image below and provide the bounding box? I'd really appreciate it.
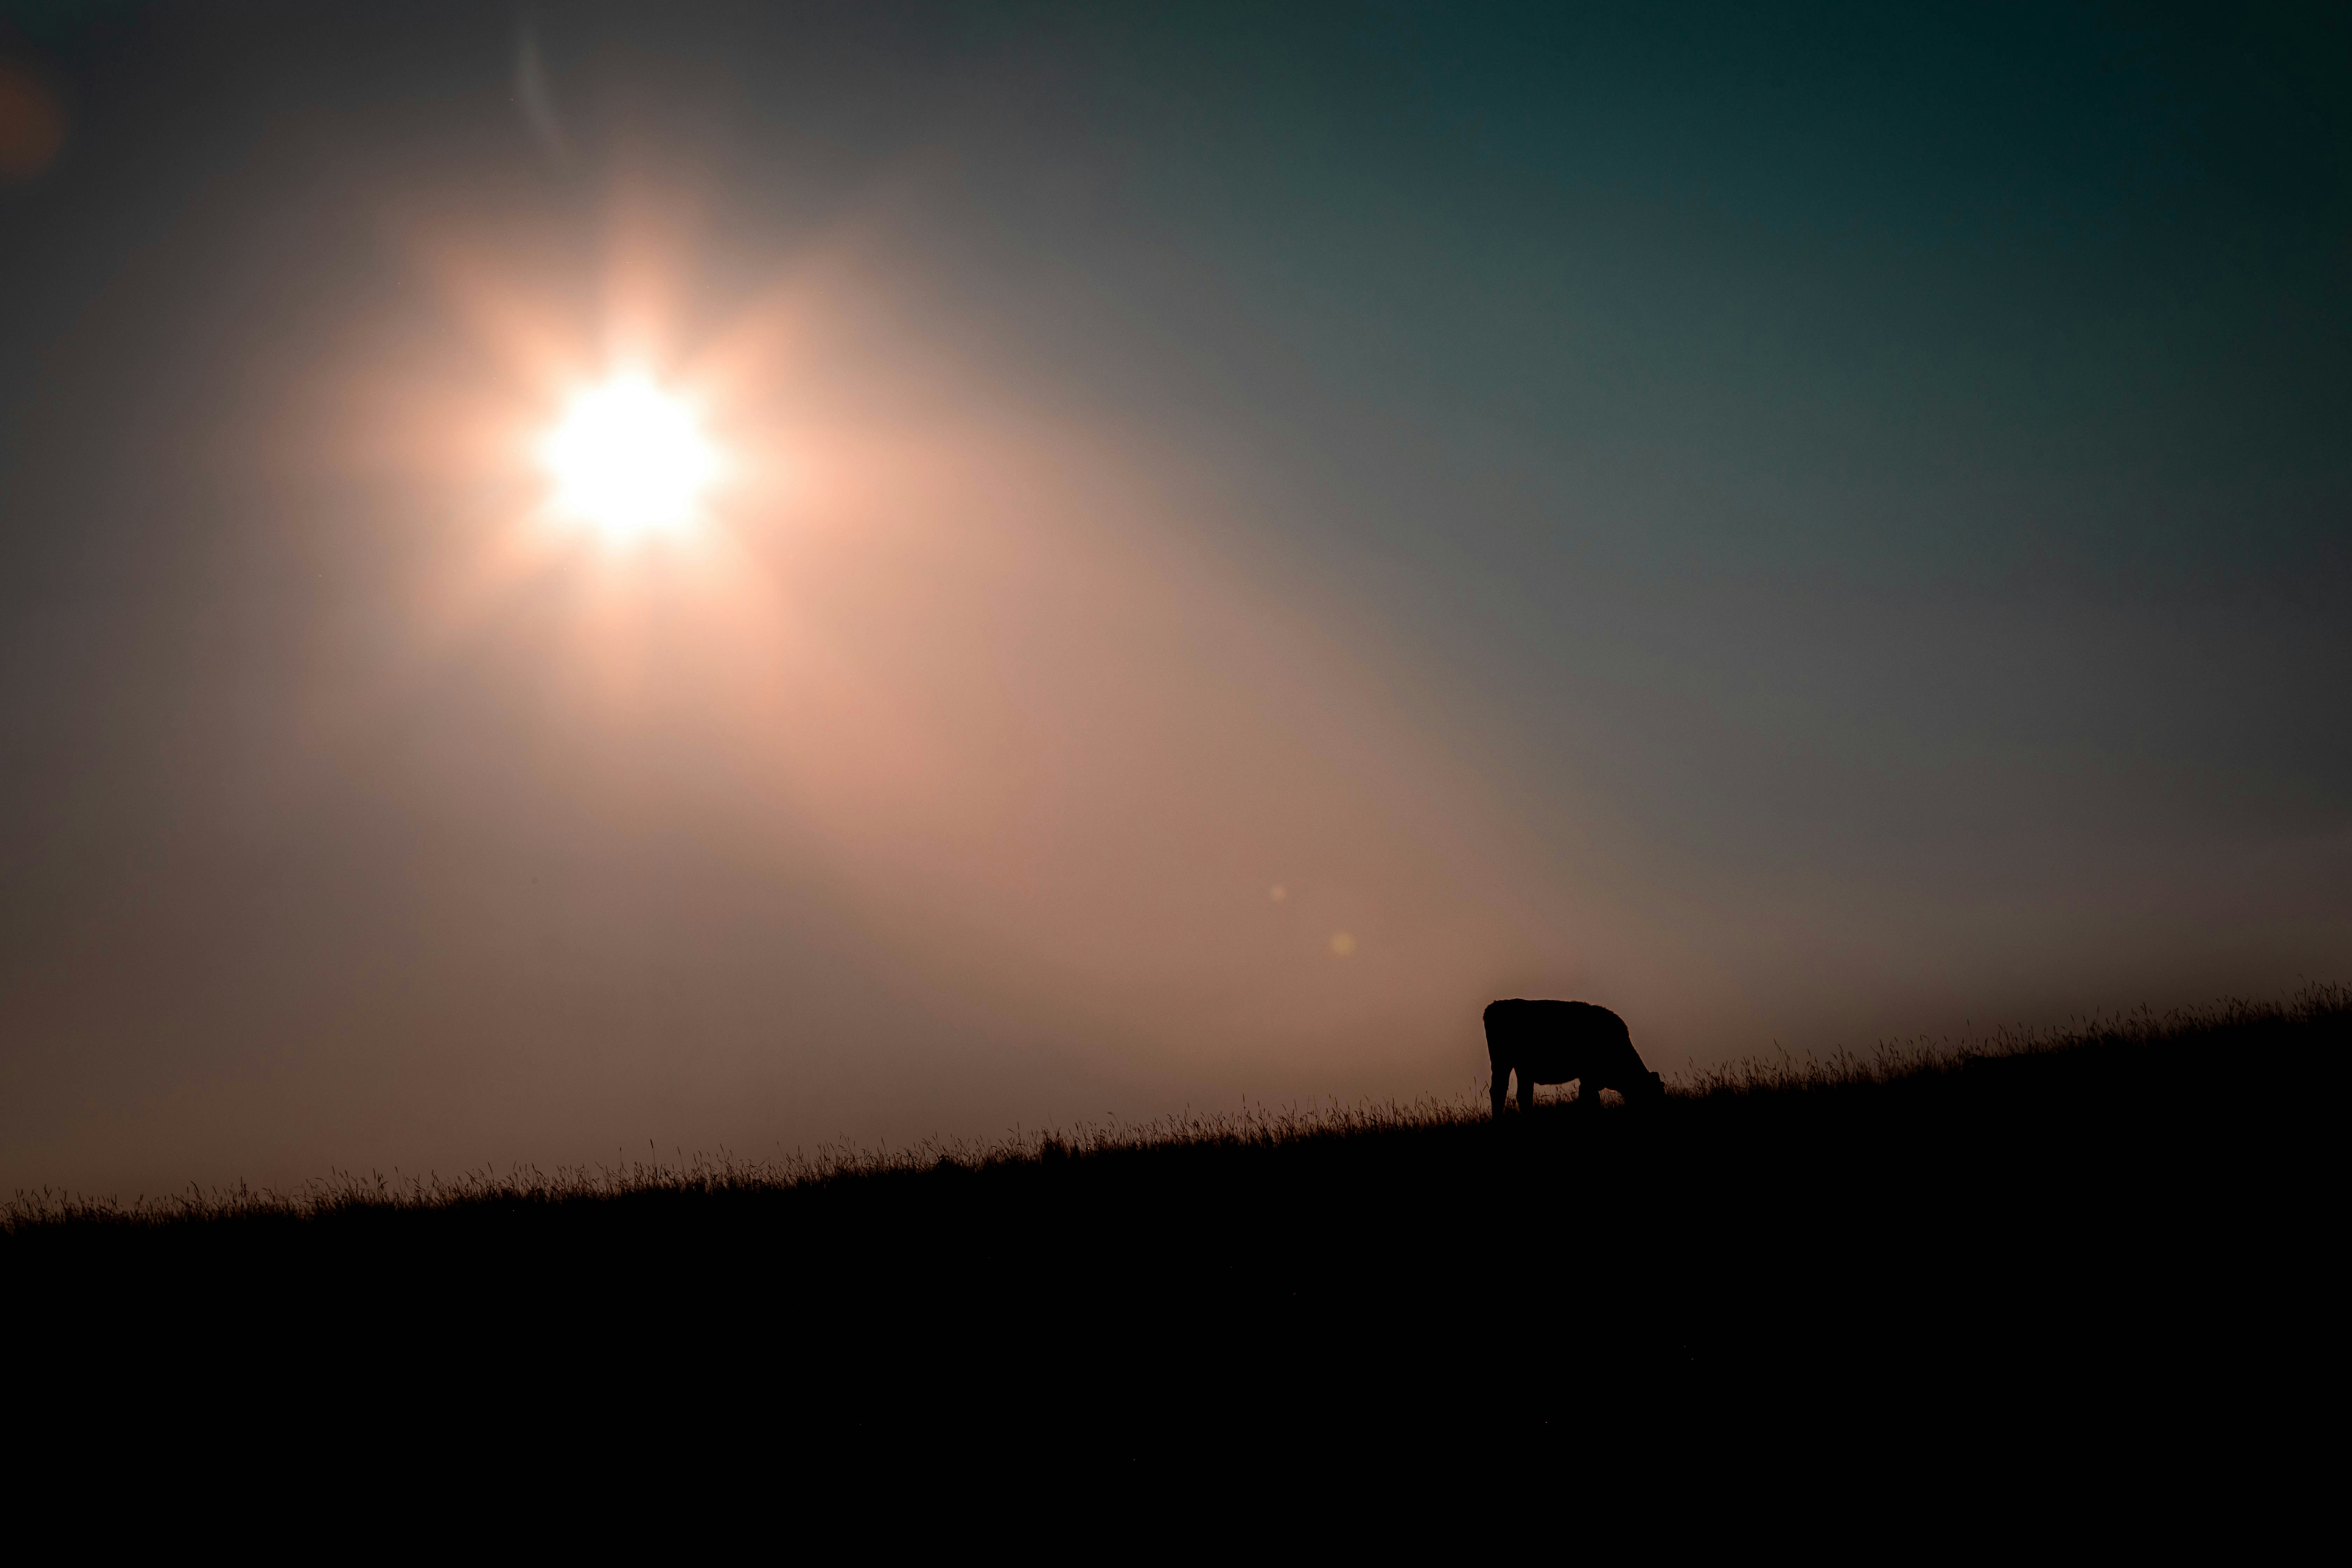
[1483,999,1664,1120]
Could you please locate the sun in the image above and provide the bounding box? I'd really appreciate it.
[539,372,719,539]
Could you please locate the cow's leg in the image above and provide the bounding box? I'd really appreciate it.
[1519,1071,1538,1116]
[1490,1065,1510,1121]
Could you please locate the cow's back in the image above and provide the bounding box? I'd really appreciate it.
[1484,998,1634,1084]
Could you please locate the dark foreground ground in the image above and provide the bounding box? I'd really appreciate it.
[8,991,2339,1504]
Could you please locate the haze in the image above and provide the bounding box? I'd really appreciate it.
[3,2,2345,1196]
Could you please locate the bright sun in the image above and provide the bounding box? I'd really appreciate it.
[540,373,719,538]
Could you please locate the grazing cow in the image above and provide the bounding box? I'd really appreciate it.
[1483,999,1664,1120]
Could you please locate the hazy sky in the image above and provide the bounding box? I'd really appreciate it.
[4,1,2346,1194]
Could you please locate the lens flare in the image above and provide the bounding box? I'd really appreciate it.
[540,373,718,538]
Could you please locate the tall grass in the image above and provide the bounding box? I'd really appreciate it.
[1,1094,1505,1231]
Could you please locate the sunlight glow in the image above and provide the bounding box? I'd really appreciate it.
[540,373,719,539]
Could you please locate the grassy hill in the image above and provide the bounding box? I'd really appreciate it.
[11,987,2339,1470]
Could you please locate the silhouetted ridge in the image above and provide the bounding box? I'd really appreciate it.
[9,987,2339,1463]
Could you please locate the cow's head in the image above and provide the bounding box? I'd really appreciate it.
[1632,1069,1666,1104]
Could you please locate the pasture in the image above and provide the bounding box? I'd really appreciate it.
[10,989,2336,1464]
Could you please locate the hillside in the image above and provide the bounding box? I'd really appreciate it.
[11,989,2339,1465]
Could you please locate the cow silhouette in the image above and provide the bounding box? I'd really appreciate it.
[1483,999,1664,1119]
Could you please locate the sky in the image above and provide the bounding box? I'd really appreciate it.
[3,1,2346,1195]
